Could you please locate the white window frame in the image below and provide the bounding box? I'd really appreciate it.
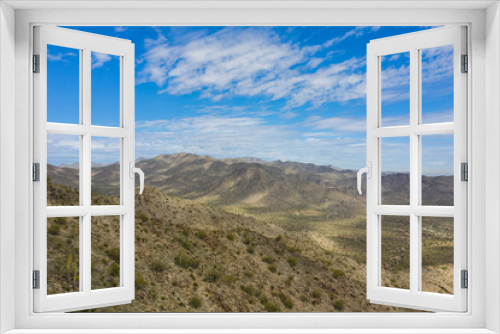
[366,26,467,312]
[1,2,499,333]
[33,26,136,313]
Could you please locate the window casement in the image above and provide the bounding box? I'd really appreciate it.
[363,26,467,312]
[33,26,142,312]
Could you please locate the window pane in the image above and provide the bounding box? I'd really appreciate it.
[381,215,410,290]
[421,45,454,124]
[91,52,121,127]
[421,134,454,206]
[47,133,80,206]
[381,137,410,205]
[421,217,454,294]
[47,45,80,124]
[92,216,121,290]
[91,137,121,205]
[47,217,80,295]
[381,52,410,127]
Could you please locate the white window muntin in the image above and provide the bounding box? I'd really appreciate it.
[33,26,136,313]
[366,26,467,312]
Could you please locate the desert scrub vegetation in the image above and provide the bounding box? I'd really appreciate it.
[188,296,203,309]
[174,253,200,269]
[332,269,346,279]
[262,255,276,264]
[287,256,297,267]
[333,299,345,311]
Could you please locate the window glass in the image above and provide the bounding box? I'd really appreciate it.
[47,133,80,206]
[91,52,121,127]
[381,137,410,205]
[91,137,121,205]
[421,45,454,124]
[92,216,121,290]
[421,217,454,294]
[381,215,410,289]
[47,217,80,294]
[47,45,80,124]
[381,52,410,127]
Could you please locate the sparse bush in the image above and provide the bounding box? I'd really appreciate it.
[287,256,297,267]
[285,276,293,286]
[278,292,294,309]
[203,269,221,283]
[150,260,166,273]
[189,296,202,309]
[135,212,149,222]
[333,299,345,311]
[262,256,276,264]
[247,246,255,254]
[195,230,208,240]
[135,272,148,290]
[243,236,252,245]
[109,263,120,277]
[263,301,281,312]
[332,269,346,279]
[268,264,277,273]
[312,290,321,298]
[222,275,237,285]
[174,236,193,250]
[105,247,120,263]
[227,233,235,241]
[174,253,200,269]
[244,270,254,278]
[240,285,257,296]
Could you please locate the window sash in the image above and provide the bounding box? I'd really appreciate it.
[33,25,136,313]
[366,26,468,312]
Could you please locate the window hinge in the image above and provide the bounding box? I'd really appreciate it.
[461,162,468,181]
[33,54,40,73]
[461,54,468,73]
[33,163,40,182]
[33,270,40,289]
[461,270,468,289]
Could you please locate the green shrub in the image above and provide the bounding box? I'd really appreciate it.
[332,269,346,279]
[222,275,237,285]
[150,260,166,273]
[109,263,120,277]
[268,264,277,273]
[247,246,255,254]
[189,296,202,309]
[203,269,221,283]
[285,276,293,286]
[105,247,120,263]
[333,299,345,311]
[135,272,148,290]
[240,285,258,296]
[287,256,297,267]
[227,233,235,241]
[278,292,294,309]
[263,302,281,312]
[312,289,321,298]
[262,256,276,264]
[135,212,149,222]
[174,253,200,269]
[195,230,208,240]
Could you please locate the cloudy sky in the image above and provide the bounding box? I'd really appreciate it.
[46,26,454,175]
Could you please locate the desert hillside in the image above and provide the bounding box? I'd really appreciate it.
[46,154,454,312]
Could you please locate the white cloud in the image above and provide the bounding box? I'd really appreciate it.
[137,27,367,109]
[134,115,367,168]
[47,51,77,61]
[114,26,128,33]
[304,116,366,132]
[91,52,112,69]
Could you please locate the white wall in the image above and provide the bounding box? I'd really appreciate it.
[486,2,500,333]
[0,1,16,333]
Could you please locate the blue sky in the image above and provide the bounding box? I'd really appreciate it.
[46,26,454,175]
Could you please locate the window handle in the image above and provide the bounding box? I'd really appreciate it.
[357,162,371,195]
[129,161,145,195]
